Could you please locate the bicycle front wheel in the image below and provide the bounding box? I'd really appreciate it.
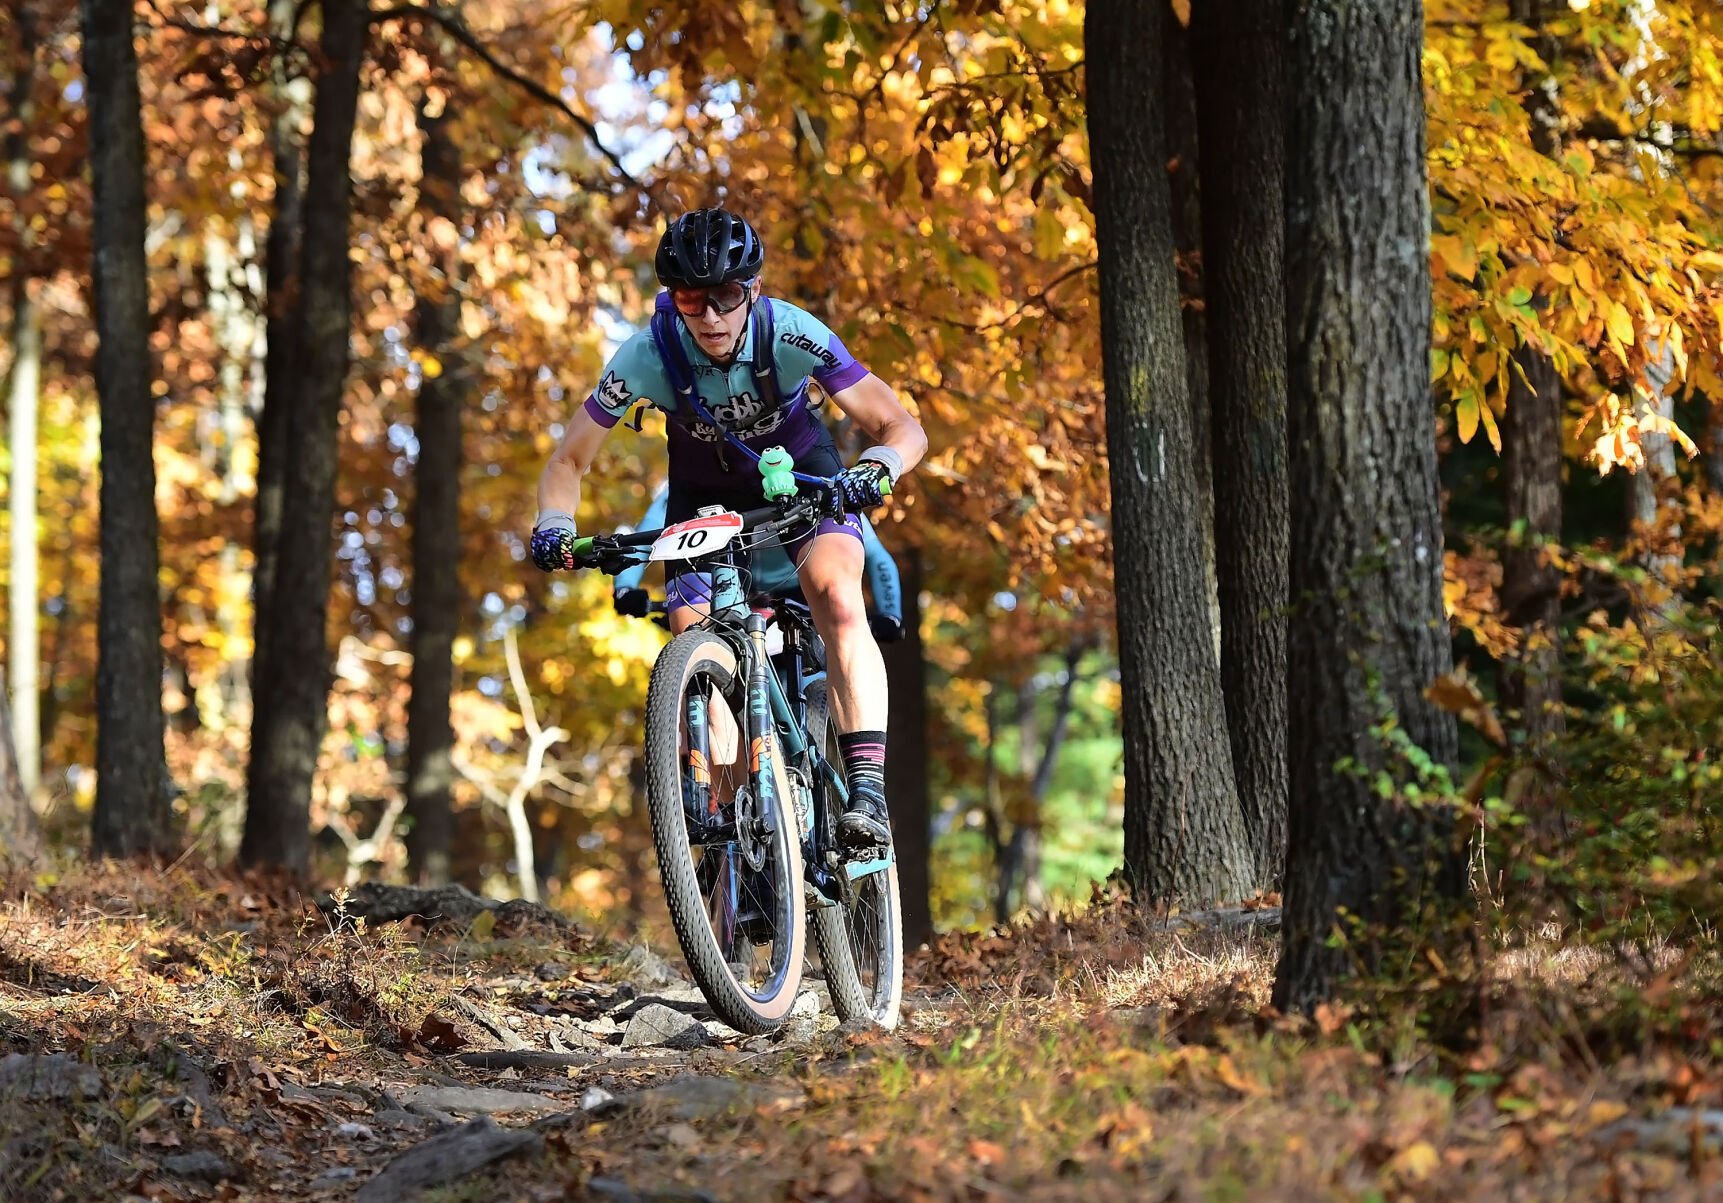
[805,681,904,1029]
[643,629,806,1034]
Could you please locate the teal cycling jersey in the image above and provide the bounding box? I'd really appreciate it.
[582,295,868,489]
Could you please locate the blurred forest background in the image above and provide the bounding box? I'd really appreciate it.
[0,0,1718,951]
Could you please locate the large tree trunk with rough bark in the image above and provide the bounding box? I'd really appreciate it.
[405,94,466,884]
[1162,14,1218,655]
[1085,0,1254,909]
[83,0,173,858]
[1498,0,1566,792]
[253,0,310,646]
[1193,0,1289,892]
[243,0,368,873]
[883,548,932,947]
[1273,0,1466,1013]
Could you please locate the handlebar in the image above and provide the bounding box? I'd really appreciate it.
[568,482,843,577]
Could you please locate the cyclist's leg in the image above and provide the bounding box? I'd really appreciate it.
[794,528,892,846]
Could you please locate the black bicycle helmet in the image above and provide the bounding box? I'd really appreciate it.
[654,207,764,288]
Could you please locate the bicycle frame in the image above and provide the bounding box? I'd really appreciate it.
[577,497,894,902]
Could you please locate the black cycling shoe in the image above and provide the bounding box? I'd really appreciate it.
[838,792,892,850]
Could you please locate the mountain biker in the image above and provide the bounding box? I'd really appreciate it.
[611,481,906,644]
[529,206,927,849]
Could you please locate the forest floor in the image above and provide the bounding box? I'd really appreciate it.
[1,864,1719,1202]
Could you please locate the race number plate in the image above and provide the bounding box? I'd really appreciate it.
[649,511,745,562]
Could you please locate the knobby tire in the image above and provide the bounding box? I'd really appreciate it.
[805,681,904,1028]
[644,629,806,1034]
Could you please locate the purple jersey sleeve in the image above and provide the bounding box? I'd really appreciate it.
[769,299,870,394]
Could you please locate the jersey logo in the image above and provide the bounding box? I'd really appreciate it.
[779,330,839,370]
[686,389,791,442]
[595,371,632,411]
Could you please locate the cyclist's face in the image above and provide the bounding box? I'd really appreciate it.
[673,279,756,356]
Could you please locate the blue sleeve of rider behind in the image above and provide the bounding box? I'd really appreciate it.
[860,517,902,623]
[614,484,669,595]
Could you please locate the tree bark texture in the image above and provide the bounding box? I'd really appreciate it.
[252,0,310,647]
[83,0,173,858]
[405,95,465,884]
[0,679,41,867]
[1500,349,1566,739]
[1498,0,1565,765]
[1273,0,1465,1013]
[882,548,932,946]
[243,0,368,873]
[1193,0,1290,892]
[6,4,41,798]
[1161,14,1220,656]
[1086,0,1254,909]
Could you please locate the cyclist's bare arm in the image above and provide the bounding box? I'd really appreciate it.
[827,373,928,475]
[537,405,614,521]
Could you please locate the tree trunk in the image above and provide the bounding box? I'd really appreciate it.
[1626,344,1682,618]
[1162,13,1219,656]
[1085,0,1254,909]
[6,5,41,798]
[253,0,310,646]
[1498,0,1565,780]
[404,94,465,884]
[995,641,1082,923]
[1274,0,1465,1013]
[243,0,368,874]
[206,224,262,729]
[1193,0,1289,893]
[0,684,40,868]
[83,0,173,858]
[1707,398,1723,498]
[7,281,41,799]
[882,547,931,947]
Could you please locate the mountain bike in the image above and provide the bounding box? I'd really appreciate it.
[568,451,903,1034]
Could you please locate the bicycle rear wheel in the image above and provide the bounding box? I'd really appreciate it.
[805,681,903,1029]
[643,629,805,1034]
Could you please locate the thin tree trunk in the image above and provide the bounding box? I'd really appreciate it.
[0,685,40,868]
[996,641,1083,923]
[6,3,41,798]
[882,548,931,946]
[253,0,310,646]
[1086,0,1254,909]
[1193,0,1289,893]
[243,0,368,874]
[404,93,465,884]
[1499,0,1565,790]
[7,283,40,798]
[83,0,173,858]
[206,224,261,729]
[1707,398,1723,498]
[1626,343,1682,618]
[1274,0,1465,1013]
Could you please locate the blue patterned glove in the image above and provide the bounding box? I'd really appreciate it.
[836,461,892,511]
[530,515,577,572]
